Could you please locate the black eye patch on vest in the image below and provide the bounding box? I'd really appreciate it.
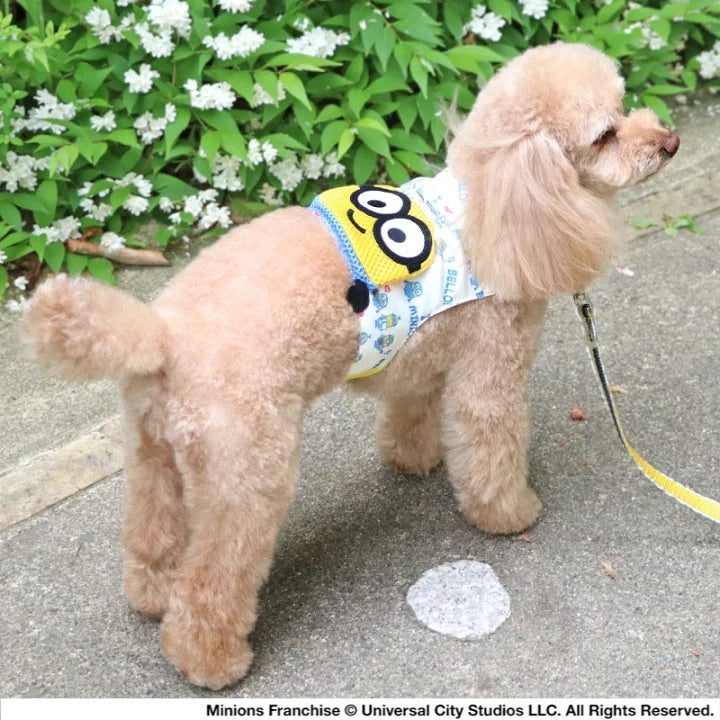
[346,279,370,313]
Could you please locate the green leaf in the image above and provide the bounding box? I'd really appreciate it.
[254,70,280,104]
[45,241,65,273]
[355,117,391,137]
[443,3,466,40]
[87,257,116,285]
[164,106,191,153]
[316,104,344,123]
[0,266,7,298]
[107,129,139,148]
[49,145,79,176]
[366,73,410,95]
[153,228,174,247]
[35,180,58,226]
[201,130,222,166]
[644,84,687,96]
[596,0,625,24]
[385,156,410,185]
[445,45,506,74]
[154,173,197,200]
[488,0,514,20]
[347,88,370,118]
[220,131,247,161]
[389,128,433,154]
[375,26,397,70]
[409,57,429,97]
[263,54,340,71]
[357,127,391,158]
[65,251,88,276]
[394,150,431,176]
[352,144,377,185]
[279,72,312,111]
[0,201,22,229]
[321,120,351,155]
[633,218,656,229]
[336,128,356,160]
[396,96,418,132]
[8,192,43,213]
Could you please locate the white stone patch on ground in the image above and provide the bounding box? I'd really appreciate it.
[407,560,511,639]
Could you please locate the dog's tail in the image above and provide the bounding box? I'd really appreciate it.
[20,274,166,381]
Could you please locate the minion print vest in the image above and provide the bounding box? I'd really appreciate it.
[308,170,492,380]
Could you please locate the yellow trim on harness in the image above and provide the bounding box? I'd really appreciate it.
[573,292,720,523]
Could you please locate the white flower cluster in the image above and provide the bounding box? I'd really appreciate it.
[464,5,506,42]
[78,172,154,222]
[184,79,237,110]
[519,0,549,20]
[85,8,132,44]
[270,151,345,192]
[217,0,254,12]
[134,103,177,144]
[32,216,81,244]
[5,296,30,313]
[12,90,77,135]
[625,21,666,50]
[168,189,232,232]
[124,63,160,94]
[202,26,265,60]
[251,82,287,108]
[90,111,117,132]
[100,232,126,251]
[210,154,246,192]
[247,138,278,166]
[697,41,720,79]
[0,152,49,192]
[134,0,191,58]
[287,27,350,58]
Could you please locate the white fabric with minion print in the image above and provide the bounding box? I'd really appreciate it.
[308,170,492,380]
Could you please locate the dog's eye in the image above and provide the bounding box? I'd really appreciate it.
[593,127,616,146]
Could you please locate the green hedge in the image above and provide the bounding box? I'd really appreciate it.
[1,0,719,304]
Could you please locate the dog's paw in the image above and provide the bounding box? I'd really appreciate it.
[124,561,173,619]
[379,433,443,477]
[461,486,542,535]
[160,611,253,690]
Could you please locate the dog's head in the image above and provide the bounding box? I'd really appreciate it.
[448,42,679,301]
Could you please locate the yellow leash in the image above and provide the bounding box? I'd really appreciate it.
[573,291,720,523]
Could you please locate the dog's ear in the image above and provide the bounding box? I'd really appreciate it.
[455,133,617,301]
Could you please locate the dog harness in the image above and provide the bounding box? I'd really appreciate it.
[308,170,492,379]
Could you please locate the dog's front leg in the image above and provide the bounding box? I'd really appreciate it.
[376,386,444,476]
[443,362,541,534]
[442,303,545,534]
[159,397,303,689]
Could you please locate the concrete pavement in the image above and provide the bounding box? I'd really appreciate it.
[1,95,719,698]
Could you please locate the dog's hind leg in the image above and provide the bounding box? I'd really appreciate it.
[121,376,188,619]
[159,393,304,690]
[376,387,444,476]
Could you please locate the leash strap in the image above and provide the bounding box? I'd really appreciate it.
[573,291,720,523]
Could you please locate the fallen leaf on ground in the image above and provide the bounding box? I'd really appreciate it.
[570,405,590,421]
[609,385,628,395]
[599,560,618,579]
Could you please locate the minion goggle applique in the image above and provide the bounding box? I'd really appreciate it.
[310,184,436,299]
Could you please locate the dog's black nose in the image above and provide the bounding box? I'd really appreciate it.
[662,132,680,156]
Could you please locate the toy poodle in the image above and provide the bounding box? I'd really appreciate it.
[21,42,679,688]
